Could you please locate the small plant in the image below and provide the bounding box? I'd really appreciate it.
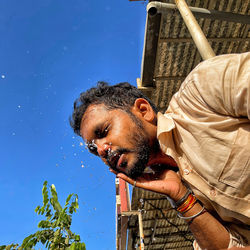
[1,181,86,250]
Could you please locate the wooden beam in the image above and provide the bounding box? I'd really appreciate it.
[175,0,215,60]
[159,37,250,43]
[116,178,131,250]
[147,2,250,24]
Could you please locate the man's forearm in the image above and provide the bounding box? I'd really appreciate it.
[183,202,230,250]
[117,171,233,249]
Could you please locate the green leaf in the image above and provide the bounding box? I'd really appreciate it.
[67,242,86,250]
[68,196,79,215]
[35,205,40,213]
[65,194,74,206]
[21,233,36,248]
[42,181,49,208]
[38,220,52,228]
[74,234,80,242]
[0,244,19,250]
[50,185,62,213]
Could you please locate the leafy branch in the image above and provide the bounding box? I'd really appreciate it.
[1,181,86,250]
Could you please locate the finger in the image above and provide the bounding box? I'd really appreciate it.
[116,173,135,185]
[117,173,162,191]
[109,168,118,175]
[117,173,151,189]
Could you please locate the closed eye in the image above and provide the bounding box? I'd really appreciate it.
[95,125,109,139]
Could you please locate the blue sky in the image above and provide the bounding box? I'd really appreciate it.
[0,0,146,249]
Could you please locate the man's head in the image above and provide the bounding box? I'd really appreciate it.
[70,82,159,179]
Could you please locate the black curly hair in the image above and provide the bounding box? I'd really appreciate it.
[70,81,158,136]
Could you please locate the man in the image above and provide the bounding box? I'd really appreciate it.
[70,52,250,249]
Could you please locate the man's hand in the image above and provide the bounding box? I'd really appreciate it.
[116,169,187,201]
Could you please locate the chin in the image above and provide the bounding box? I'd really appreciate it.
[123,147,150,179]
[126,163,147,179]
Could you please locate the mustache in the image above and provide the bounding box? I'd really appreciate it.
[106,148,130,171]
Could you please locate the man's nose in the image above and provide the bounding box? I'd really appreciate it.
[96,142,111,158]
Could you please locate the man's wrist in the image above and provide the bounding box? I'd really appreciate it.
[178,201,207,225]
[174,184,188,202]
[167,182,191,209]
[167,188,207,225]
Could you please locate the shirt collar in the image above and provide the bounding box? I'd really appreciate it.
[157,112,176,138]
[157,112,179,162]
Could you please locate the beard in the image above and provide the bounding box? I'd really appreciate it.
[126,136,150,179]
[126,134,160,179]
[116,112,160,179]
[106,127,151,179]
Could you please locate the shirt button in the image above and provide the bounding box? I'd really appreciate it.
[210,189,216,196]
[183,169,190,175]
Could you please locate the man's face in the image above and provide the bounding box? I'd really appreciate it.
[80,104,155,179]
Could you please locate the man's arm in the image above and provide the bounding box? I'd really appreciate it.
[184,201,230,249]
[115,53,250,249]
[117,170,232,250]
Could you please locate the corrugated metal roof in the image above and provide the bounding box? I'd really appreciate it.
[140,0,249,111]
[127,0,250,249]
[127,188,193,249]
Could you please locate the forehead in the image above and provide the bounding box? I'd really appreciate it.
[80,104,129,140]
[81,104,108,123]
[80,104,108,135]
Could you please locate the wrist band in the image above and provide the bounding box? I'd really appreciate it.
[166,183,193,209]
[176,188,193,208]
[177,194,197,213]
[177,203,207,224]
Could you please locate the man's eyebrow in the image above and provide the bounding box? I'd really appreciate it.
[84,122,103,140]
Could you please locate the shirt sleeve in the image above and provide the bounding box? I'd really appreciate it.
[188,52,250,119]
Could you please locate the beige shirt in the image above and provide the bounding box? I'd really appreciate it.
[157,52,250,243]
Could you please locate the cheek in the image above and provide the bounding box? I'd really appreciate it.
[110,119,129,138]
[111,126,136,147]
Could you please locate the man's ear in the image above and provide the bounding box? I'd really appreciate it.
[132,98,156,123]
